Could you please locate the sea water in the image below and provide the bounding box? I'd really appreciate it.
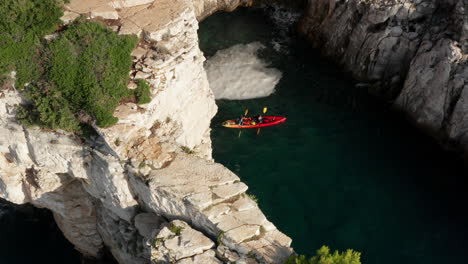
[200,6,468,264]
[1,6,467,264]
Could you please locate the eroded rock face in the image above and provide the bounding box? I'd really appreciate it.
[300,0,468,153]
[0,0,293,263]
[131,154,293,263]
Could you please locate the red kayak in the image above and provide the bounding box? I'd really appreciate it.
[222,116,287,128]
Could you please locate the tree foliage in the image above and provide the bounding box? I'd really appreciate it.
[135,79,152,104]
[0,0,64,87]
[18,21,138,131]
[285,246,361,264]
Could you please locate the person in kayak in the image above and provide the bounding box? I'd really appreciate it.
[255,114,264,124]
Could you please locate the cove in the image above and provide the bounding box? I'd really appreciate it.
[0,200,82,264]
[200,6,468,264]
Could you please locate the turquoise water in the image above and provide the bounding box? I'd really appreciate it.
[200,7,468,264]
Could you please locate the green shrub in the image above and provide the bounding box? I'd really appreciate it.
[18,21,138,131]
[17,82,80,131]
[217,231,225,245]
[246,193,259,203]
[181,146,196,155]
[285,246,361,264]
[169,224,184,235]
[135,79,152,104]
[0,0,64,87]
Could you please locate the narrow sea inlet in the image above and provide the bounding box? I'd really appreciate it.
[200,6,468,264]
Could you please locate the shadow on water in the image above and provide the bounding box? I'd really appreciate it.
[200,6,468,264]
[0,199,82,264]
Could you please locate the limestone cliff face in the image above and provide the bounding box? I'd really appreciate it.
[0,0,293,263]
[300,0,468,153]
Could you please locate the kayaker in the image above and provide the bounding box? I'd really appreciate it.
[255,115,263,124]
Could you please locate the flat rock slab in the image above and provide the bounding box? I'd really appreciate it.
[148,155,239,192]
[225,225,261,243]
[176,249,222,264]
[212,182,248,202]
[152,220,215,261]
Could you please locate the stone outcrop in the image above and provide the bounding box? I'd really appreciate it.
[299,0,468,153]
[0,0,293,263]
[149,220,218,263]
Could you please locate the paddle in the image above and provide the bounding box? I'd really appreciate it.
[238,109,249,138]
[256,107,268,135]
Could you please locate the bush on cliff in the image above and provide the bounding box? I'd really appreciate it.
[18,21,139,131]
[135,79,152,104]
[285,246,361,264]
[0,0,64,87]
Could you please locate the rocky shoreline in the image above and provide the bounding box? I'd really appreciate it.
[299,0,468,154]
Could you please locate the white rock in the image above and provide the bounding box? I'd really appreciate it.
[134,71,151,79]
[212,182,248,202]
[225,225,261,243]
[109,0,154,8]
[90,6,119,19]
[232,196,257,212]
[152,220,215,261]
[61,11,80,23]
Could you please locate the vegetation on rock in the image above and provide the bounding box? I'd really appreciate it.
[285,246,361,264]
[181,146,196,155]
[0,0,64,87]
[169,224,184,235]
[135,79,152,104]
[17,21,138,131]
[246,193,258,203]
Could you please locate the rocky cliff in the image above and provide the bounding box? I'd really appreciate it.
[299,0,468,154]
[0,0,292,263]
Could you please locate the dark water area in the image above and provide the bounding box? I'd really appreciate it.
[200,6,468,264]
[0,199,82,264]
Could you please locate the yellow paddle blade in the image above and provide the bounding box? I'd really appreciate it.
[263,107,267,114]
[244,109,249,116]
[257,128,261,135]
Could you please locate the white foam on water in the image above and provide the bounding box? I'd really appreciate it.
[205,42,282,100]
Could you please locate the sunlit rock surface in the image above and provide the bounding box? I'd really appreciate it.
[0,0,293,263]
[300,0,468,153]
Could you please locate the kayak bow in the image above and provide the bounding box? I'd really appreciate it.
[222,116,287,128]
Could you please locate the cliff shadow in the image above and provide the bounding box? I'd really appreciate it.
[0,178,6,199]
